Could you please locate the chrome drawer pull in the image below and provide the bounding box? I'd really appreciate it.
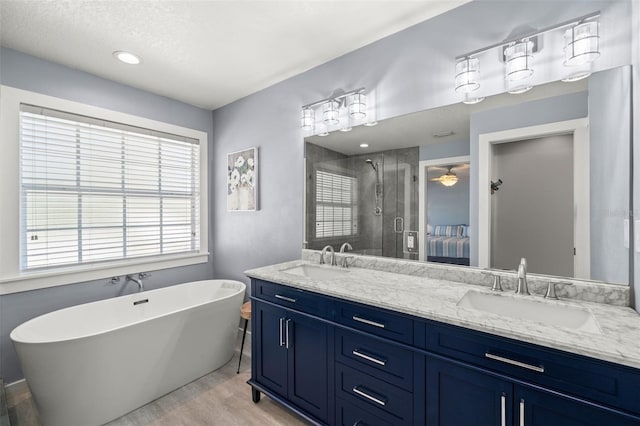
[519,398,525,426]
[352,315,385,329]
[352,386,387,406]
[279,317,284,347]
[485,353,544,373]
[501,393,506,426]
[285,319,292,349]
[275,294,297,303]
[352,349,387,366]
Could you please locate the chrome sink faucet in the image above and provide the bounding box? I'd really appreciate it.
[320,245,337,266]
[339,242,353,268]
[126,274,145,292]
[515,258,529,295]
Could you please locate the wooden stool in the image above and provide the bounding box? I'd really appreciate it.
[237,301,251,374]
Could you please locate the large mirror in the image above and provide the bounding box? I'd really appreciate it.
[304,66,631,285]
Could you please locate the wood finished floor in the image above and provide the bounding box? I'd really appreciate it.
[7,331,309,426]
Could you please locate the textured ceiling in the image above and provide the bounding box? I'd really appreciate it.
[0,1,468,110]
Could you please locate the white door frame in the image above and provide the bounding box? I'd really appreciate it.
[478,118,590,279]
[418,155,471,261]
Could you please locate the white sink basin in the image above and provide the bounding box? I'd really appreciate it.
[457,290,602,334]
[281,264,349,280]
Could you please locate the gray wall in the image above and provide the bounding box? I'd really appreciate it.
[589,67,631,285]
[0,47,215,382]
[420,139,470,161]
[211,0,631,287]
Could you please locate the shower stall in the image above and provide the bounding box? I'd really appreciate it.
[305,143,419,260]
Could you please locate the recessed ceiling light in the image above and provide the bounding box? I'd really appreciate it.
[340,127,352,132]
[113,51,141,65]
[364,121,378,127]
[360,143,369,148]
[318,132,329,137]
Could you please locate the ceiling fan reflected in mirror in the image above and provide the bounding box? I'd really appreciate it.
[431,165,459,187]
[431,164,469,186]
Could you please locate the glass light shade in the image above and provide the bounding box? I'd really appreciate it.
[301,108,314,130]
[455,58,480,93]
[564,21,600,66]
[348,93,367,119]
[323,100,340,125]
[439,173,458,187]
[505,41,534,82]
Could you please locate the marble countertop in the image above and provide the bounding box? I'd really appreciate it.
[246,259,640,370]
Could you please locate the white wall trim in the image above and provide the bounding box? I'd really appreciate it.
[477,118,590,278]
[0,85,209,294]
[418,155,471,261]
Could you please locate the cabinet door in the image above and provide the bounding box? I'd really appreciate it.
[515,385,640,426]
[287,311,329,423]
[426,357,512,426]
[254,302,288,397]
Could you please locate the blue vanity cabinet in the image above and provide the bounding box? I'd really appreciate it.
[250,279,331,424]
[424,321,640,426]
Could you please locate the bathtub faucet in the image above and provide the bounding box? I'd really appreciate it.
[126,274,144,292]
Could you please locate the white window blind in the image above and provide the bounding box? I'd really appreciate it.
[19,104,201,270]
[315,170,358,238]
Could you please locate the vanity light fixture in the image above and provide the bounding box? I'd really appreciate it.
[301,108,315,131]
[504,40,534,82]
[454,57,480,93]
[348,93,367,119]
[301,87,371,134]
[113,51,141,65]
[323,100,340,125]
[454,12,600,98]
[564,21,600,66]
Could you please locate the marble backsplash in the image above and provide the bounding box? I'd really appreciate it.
[301,249,630,307]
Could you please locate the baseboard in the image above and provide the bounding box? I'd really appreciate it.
[5,379,26,391]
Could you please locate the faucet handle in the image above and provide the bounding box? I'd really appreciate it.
[491,275,503,292]
[544,281,572,300]
[138,272,150,279]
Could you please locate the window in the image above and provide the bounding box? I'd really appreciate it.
[315,170,358,238]
[0,86,208,294]
[19,105,200,270]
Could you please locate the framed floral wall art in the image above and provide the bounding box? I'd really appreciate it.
[227,147,258,211]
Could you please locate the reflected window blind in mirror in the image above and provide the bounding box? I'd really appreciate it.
[19,104,201,270]
[315,170,358,238]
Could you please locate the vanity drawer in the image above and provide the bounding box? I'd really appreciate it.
[426,320,640,415]
[251,279,327,317]
[336,397,393,426]
[336,363,413,425]
[334,299,413,344]
[335,329,413,391]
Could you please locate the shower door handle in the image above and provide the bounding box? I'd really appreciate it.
[394,217,404,233]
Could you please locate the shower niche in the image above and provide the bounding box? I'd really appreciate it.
[304,142,418,260]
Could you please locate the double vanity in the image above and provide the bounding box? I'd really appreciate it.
[246,251,640,425]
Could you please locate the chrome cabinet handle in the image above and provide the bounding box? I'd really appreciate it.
[275,294,297,303]
[352,349,387,366]
[279,318,284,347]
[285,319,292,349]
[352,315,385,329]
[501,393,506,426]
[485,352,544,373]
[352,386,387,406]
[519,398,525,426]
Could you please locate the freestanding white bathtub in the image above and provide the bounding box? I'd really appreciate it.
[10,279,246,426]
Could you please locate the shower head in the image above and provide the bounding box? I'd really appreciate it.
[365,159,378,172]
